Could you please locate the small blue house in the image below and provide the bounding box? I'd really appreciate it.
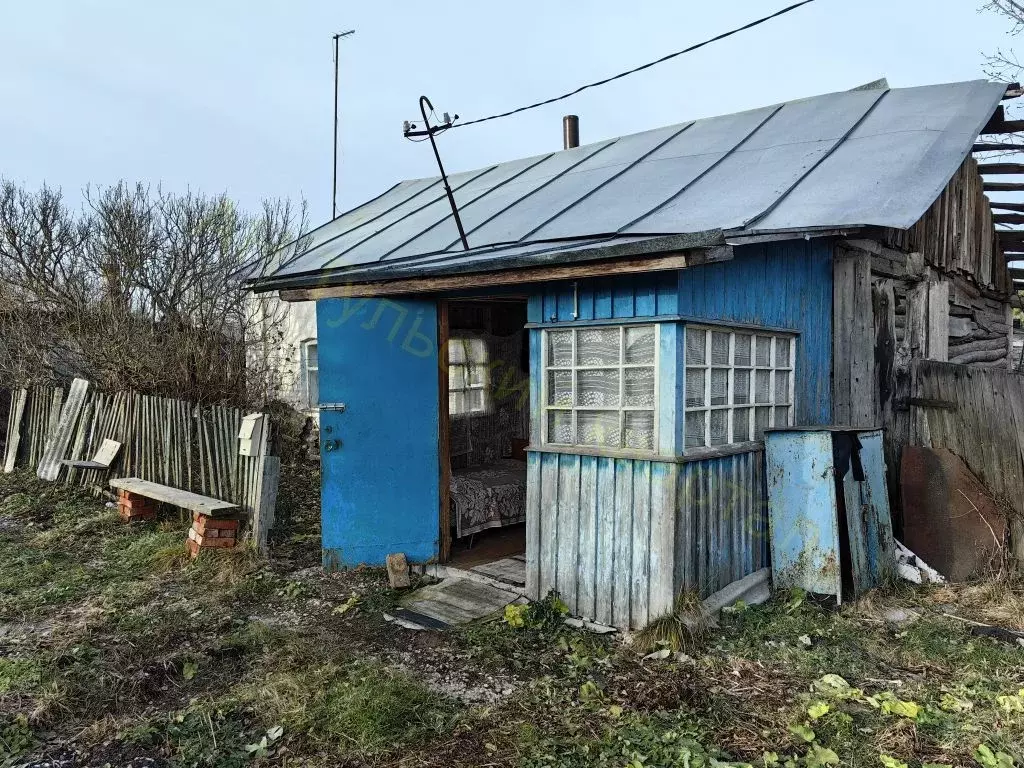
[252,79,1013,628]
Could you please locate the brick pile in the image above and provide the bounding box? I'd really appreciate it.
[117,490,157,522]
[187,513,239,557]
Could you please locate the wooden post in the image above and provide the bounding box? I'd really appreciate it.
[438,299,452,563]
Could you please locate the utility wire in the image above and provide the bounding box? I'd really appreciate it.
[452,0,819,129]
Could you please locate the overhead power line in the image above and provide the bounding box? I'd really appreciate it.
[452,0,820,130]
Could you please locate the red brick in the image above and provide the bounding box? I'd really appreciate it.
[186,539,200,558]
[118,496,155,511]
[192,516,239,533]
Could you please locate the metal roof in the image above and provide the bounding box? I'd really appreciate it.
[254,79,1005,291]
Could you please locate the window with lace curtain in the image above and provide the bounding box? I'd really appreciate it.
[542,325,658,451]
[684,326,795,449]
[449,338,490,416]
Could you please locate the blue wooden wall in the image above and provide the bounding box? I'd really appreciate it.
[316,297,440,568]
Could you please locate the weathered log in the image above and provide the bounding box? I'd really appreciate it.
[949,347,1008,365]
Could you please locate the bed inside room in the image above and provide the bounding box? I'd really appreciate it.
[445,299,530,568]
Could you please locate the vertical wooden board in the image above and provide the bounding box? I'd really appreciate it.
[674,464,693,594]
[556,454,581,613]
[529,330,543,447]
[37,379,89,481]
[538,453,560,599]
[438,299,452,562]
[576,284,595,321]
[556,287,574,323]
[850,248,875,427]
[658,323,678,455]
[832,249,853,425]
[594,283,613,320]
[655,271,678,315]
[612,458,633,628]
[630,461,652,627]
[3,389,27,474]
[926,282,950,362]
[576,455,599,621]
[634,281,656,317]
[594,456,617,626]
[612,285,635,319]
[649,462,677,619]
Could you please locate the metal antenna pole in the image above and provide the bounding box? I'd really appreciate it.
[332,29,355,220]
[418,96,470,250]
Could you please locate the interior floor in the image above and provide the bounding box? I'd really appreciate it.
[449,523,526,568]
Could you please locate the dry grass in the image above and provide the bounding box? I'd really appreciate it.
[634,589,711,654]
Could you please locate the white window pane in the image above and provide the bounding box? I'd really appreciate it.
[775,371,790,403]
[774,406,790,427]
[625,326,656,364]
[754,407,771,440]
[685,411,706,448]
[685,369,705,408]
[624,411,654,450]
[686,328,706,365]
[755,336,772,367]
[308,370,319,408]
[624,367,655,407]
[577,369,620,407]
[449,339,467,364]
[578,411,620,447]
[305,343,318,370]
[468,364,487,388]
[467,338,487,363]
[577,328,620,365]
[711,369,728,406]
[548,370,573,406]
[710,410,729,446]
[711,331,730,365]
[547,331,573,366]
[755,370,771,404]
[734,334,751,366]
[776,337,791,367]
[450,391,467,415]
[449,365,466,390]
[732,408,751,442]
[547,410,573,443]
[468,389,486,412]
[734,369,750,405]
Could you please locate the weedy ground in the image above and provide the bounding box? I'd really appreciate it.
[0,468,1021,768]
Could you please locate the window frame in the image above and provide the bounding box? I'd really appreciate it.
[301,339,319,410]
[541,323,660,453]
[683,324,796,452]
[447,337,491,418]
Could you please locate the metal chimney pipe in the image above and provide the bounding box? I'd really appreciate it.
[562,115,580,149]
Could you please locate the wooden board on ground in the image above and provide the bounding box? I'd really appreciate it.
[37,379,90,481]
[62,439,122,470]
[3,389,27,474]
[109,477,239,516]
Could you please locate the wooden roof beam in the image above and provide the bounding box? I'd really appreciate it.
[974,142,1024,152]
[991,202,1024,212]
[994,214,1024,224]
[978,162,1024,174]
[1004,83,1023,100]
[984,182,1024,191]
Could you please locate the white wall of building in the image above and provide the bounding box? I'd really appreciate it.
[248,292,319,417]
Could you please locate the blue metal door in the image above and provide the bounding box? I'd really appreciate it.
[316,297,441,569]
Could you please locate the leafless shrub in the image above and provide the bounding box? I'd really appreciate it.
[0,180,307,406]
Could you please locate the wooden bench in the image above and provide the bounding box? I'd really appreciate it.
[109,477,239,516]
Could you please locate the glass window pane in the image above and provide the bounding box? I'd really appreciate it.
[548,370,573,406]
[624,367,655,407]
[468,389,486,412]
[756,336,772,367]
[685,368,705,408]
[450,391,467,415]
[732,408,751,442]
[754,407,771,440]
[577,369,620,407]
[774,406,790,428]
[686,328,706,366]
[624,411,654,450]
[710,410,729,446]
[547,410,573,443]
[776,337,791,367]
[775,371,790,403]
[578,411,620,447]
[755,370,771,404]
[308,370,319,409]
[734,369,750,405]
[306,343,318,370]
[624,326,655,364]
[685,411,706,448]
[467,363,487,388]
[711,369,728,406]
[577,328,620,365]
[711,331,730,365]
[467,338,488,363]
[734,334,751,366]
[449,365,466,390]
[449,339,467,364]
[547,331,573,366]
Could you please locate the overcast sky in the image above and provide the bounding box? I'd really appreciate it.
[0,1,1014,226]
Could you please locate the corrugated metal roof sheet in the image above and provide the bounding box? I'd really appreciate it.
[254,79,1005,291]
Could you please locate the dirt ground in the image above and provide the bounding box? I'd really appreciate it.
[0,466,1021,768]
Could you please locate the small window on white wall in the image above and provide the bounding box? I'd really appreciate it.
[684,326,794,449]
[302,340,319,409]
[449,338,490,416]
[542,324,658,451]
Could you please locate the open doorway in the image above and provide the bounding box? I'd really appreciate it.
[439,298,530,578]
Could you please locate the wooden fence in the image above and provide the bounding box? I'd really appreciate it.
[2,383,279,549]
[905,359,1024,565]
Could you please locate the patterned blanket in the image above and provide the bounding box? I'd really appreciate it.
[451,459,527,538]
